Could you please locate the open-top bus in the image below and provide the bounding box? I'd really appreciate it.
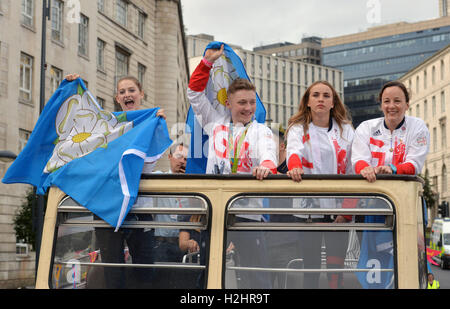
[35,174,427,289]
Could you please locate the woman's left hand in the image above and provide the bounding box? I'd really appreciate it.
[156,108,166,119]
[252,165,272,180]
[374,165,393,174]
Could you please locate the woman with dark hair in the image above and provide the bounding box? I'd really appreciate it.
[352,81,430,182]
[351,81,430,289]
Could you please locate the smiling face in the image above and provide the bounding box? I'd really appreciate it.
[381,86,409,128]
[115,79,144,111]
[226,89,256,125]
[307,83,334,117]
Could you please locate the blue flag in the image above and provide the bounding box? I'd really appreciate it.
[356,216,395,289]
[2,79,172,229]
[185,41,266,174]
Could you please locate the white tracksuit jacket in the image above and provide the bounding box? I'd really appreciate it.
[286,118,355,175]
[187,60,277,176]
[351,116,429,175]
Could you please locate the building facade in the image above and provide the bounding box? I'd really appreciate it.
[323,16,450,128]
[0,0,189,288]
[401,45,450,209]
[187,35,343,130]
[253,36,322,65]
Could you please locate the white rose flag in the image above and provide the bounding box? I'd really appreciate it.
[2,79,172,229]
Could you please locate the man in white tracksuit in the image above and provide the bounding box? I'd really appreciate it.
[187,44,277,288]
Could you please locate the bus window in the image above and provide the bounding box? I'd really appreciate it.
[51,194,209,289]
[224,195,395,289]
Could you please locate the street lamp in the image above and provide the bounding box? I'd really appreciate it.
[34,0,51,280]
[0,150,17,163]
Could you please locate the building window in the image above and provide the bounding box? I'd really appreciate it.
[433,127,437,152]
[441,121,447,149]
[19,52,33,102]
[431,174,437,192]
[443,165,447,193]
[441,60,445,80]
[138,11,146,39]
[432,66,436,85]
[116,0,127,27]
[138,63,146,88]
[432,96,436,118]
[51,0,63,42]
[442,91,446,113]
[424,100,427,120]
[115,48,129,83]
[18,129,31,152]
[305,65,308,86]
[78,14,89,56]
[50,66,63,94]
[416,76,419,94]
[274,60,278,80]
[97,39,105,71]
[97,0,105,12]
[423,70,427,89]
[21,0,34,27]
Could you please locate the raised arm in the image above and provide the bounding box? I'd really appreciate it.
[187,45,226,127]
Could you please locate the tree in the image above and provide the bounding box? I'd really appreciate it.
[13,188,36,250]
[419,170,436,213]
[13,188,47,251]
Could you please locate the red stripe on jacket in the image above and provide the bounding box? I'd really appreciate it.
[288,154,302,170]
[260,160,278,174]
[370,137,384,148]
[396,162,415,175]
[188,59,212,92]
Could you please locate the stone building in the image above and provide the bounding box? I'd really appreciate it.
[402,44,450,214]
[0,0,189,288]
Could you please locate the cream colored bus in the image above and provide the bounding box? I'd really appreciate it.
[35,174,427,289]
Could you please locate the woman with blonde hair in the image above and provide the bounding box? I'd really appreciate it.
[286,80,355,289]
[286,80,354,181]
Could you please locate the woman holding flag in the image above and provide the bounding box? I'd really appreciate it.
[64,73,166,288]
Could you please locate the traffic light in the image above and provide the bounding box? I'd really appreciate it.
[438,201,449,218]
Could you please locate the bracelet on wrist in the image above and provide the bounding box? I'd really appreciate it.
[202,57,213,67]
[389,164,397,174]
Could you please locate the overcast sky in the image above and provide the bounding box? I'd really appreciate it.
[181,0,440,50]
